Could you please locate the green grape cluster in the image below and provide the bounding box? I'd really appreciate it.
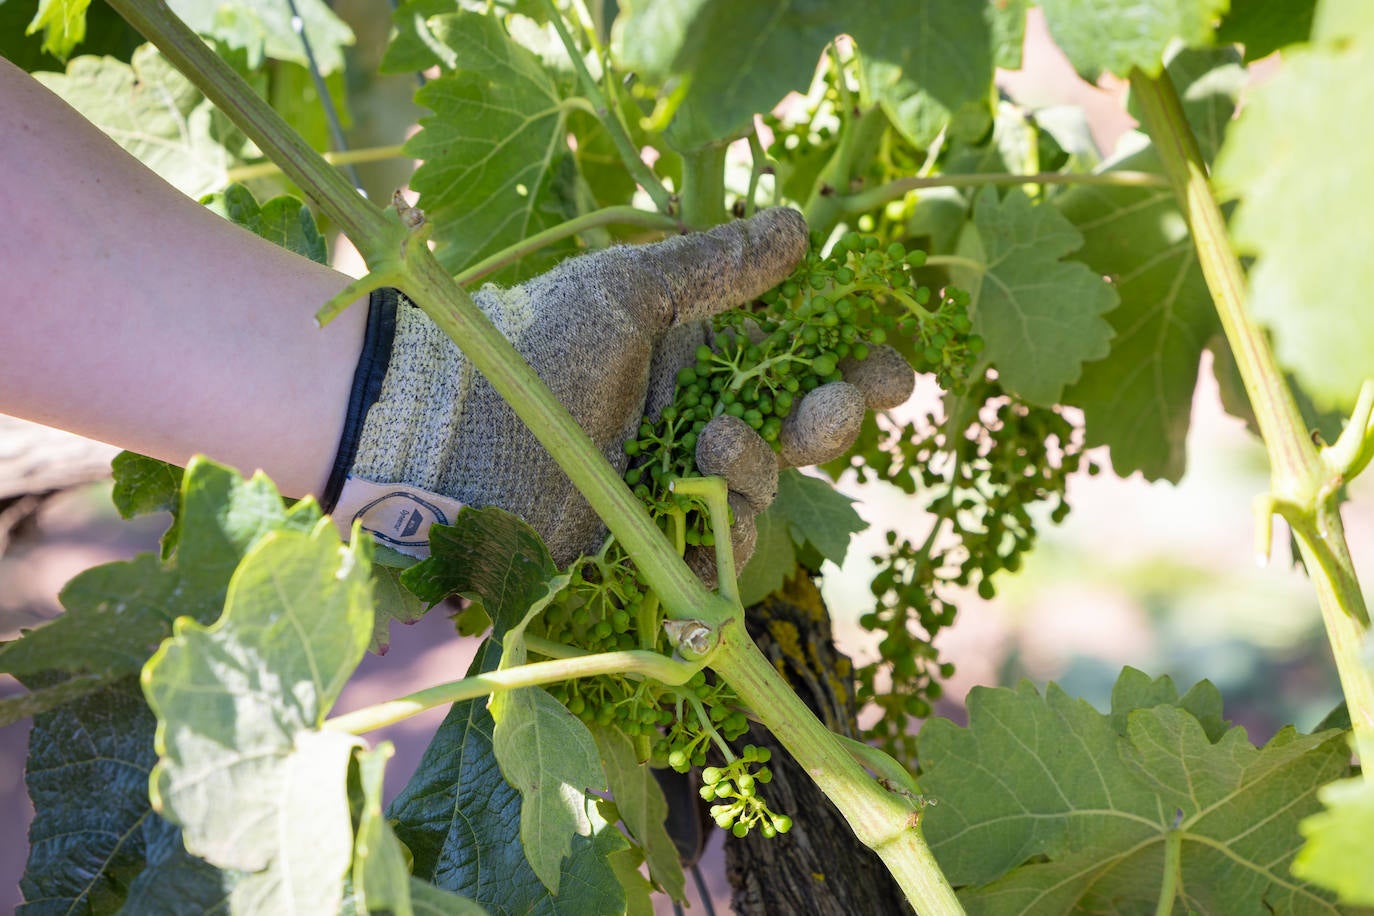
[839,375,1088,762]
[624,231,980,495]
[699,746,792,838]
[535,230,983,832]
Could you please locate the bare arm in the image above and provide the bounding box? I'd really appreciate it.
[0,54,367,499]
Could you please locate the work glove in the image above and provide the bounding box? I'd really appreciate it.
[324,208,913,574]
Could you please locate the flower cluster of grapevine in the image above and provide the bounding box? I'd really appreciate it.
[834,375,1089,762]
[531,231,981,834]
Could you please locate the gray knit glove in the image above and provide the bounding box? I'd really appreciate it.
[331,208,910,571]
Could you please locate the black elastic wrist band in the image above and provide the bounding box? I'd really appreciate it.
[320,287,399,512]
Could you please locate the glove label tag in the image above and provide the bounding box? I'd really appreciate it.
[332,477,464,558]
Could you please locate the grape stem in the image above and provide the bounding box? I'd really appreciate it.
[453,206,684,285]
[1130,68,1374,770]
[541,0,674,215]
[841,169,1169,215]
[322,648,699,734]
[225,144,408,182]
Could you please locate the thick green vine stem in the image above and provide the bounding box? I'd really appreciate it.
[1129,69,1374,769]
[111,1,968,909]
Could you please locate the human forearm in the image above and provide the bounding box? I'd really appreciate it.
[0,55,366,499]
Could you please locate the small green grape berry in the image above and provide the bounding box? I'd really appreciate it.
[668,750,690,772]
[736,773,755,795]
[702,766,725,785]
[700,785,718,802]
[732,822,750,838]
[812,355,837,377]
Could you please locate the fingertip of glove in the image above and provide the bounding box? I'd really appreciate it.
[778,381,866,468]
[840,345,916,410]
[696,414,778,514]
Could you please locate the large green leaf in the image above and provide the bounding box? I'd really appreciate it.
[167,0,354,73]
[404,11,578,278]
[33,44,250,198]
[143,522,374,912]
[951,186,1118,407]
[1039,0,1229,80]
[18,678,231,914]
[920,669,1351,913]
[388,642,628,915]
[1294,776,1374,905]
[1212,10,1374,413]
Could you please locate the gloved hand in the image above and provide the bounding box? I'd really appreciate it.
[325,208,912,573]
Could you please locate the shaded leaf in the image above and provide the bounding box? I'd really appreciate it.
[920,674,1350,913]
[853,2,994,147]
[352,743,418,916]
[1058,49,1243,480]
[953,186,1118,406]
[388,643,627,915]
[1212,15,1374,413]
[1215,0,1318,62]
[613,0,837,148]
[33,44,249,198]
[737,469,865,605]
[144,523,374,912]
[589,723,686,901]
[205,183,328,264]
[1039,0,1229,80]
[110,451,183,533]
[19,678,160,914]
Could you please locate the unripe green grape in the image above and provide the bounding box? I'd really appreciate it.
[732,822,750,838]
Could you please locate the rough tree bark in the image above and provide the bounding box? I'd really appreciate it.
[725,572,913,915]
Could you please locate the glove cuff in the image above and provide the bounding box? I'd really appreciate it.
[320,286,399,512]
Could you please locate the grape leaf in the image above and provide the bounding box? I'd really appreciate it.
[0,459,309,685]
[589,723,686,902]
[953,186,1118,407]
[380,0,461,73]
[852,3,994,148]
[1294,776,1374,905]
[18,678,166,913]
[121,812,236,914]
[404,11,578,278]
[988,0,1028,70]
[111,451,183,523]
[1038,0,1229,80]
[204,183,328,264]
[1215,0,1318,62]
[144,522,373,913]
[33,44,250,198]
[0,0,139,72]
[388,642,627,915]
[613,0,838,148]
[919,674,1350,914]
[491,686,607,893]
[1212,15,1374,413]
[166,0,354,73]
[1058,49,1243,480]
[352,743,433,916]
[737,469,866,605]
[24,0,90,61]
[442,508,594,895]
